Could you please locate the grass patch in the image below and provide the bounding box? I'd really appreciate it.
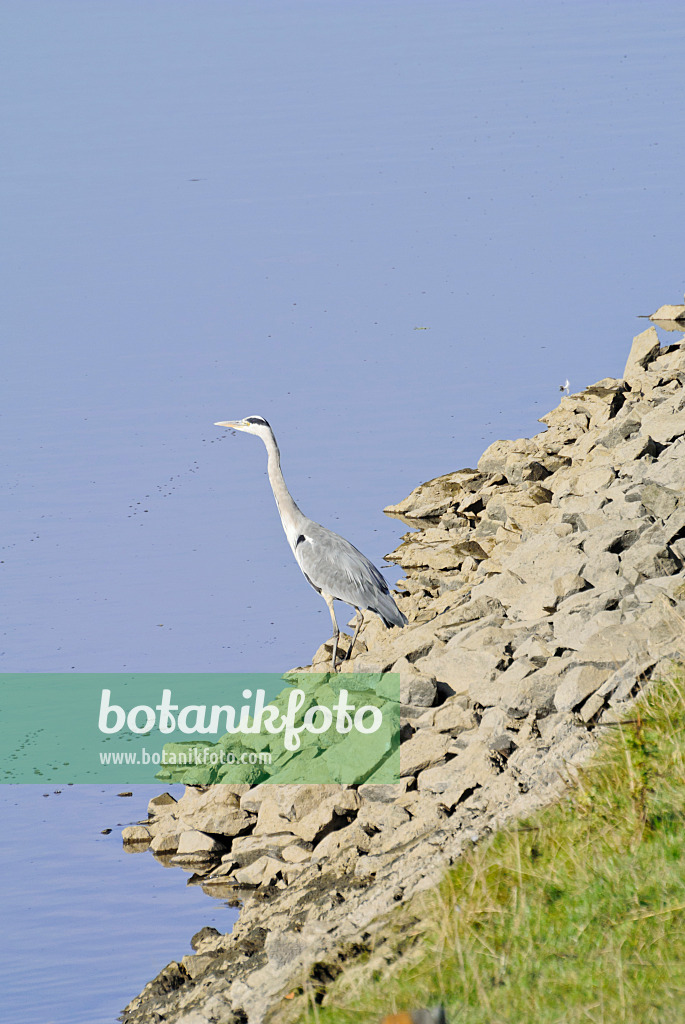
[302,676,685,1024]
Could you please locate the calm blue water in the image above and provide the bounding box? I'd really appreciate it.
[0,785,235,1024]
[2,1,685,1020]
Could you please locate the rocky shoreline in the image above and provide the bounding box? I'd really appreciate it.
[122,315,685,1024]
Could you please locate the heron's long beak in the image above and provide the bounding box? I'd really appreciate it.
[214,419,246,430]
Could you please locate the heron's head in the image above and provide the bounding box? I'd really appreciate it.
[214,415,272,438]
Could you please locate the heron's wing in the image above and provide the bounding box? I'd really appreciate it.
[293,520,406,627]
[294,521,387,597]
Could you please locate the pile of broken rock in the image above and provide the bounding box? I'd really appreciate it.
[122,324,685,1024]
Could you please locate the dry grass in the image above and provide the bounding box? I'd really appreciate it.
[303,675,685,1024]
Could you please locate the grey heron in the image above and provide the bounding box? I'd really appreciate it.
[214,416,407,671]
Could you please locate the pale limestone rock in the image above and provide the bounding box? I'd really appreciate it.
[553,573,588,601]
[150,832,181,854]
[478,437,537,477]
[634,572,685,605]
[536,710,573,745]
[263,784,339,821]
[356,780,410,802]
[311,822,372,862]
[577,688,602,720]
[455,623,508,652]
[416,646,502,696]
[399,729,452,776]
[554,664,613,712]
[467,673,505,708]
[575,596,684,666]
[577,465,617,493]
[641,482,680,519]
[491,656,536,690]
[512,635,554,666]
[350,616,443,671]
[391,656,437,706]
[252,798,297,837]
[594,657,656,701]
[538,398,594,432]
[477,706,510,740]
[554,606,624,652]
[233,855,286,887]
[176,830,225,856]
[417,739,494,795]
[501,658,567,718]
[147,792,178,817]
[620,542,679,579]
[364,806,444,855]
[477,437,558,486]
[579,518,647,556]
[230,832,307,859]
[281,844,312,864]
[389,535,487,571]
[384,469,481,522]
[239,784,271,814]
[639,400,685,446]
[584,377,627,399]
[581,663,645,720]
[177,786,253,836]
[624,327,661,378]
[503,502,555,532]
[650,303,685,321]
[502,531,586,586]
[580,552,620,589]
[355,801,411,835]
[434,610,505,645]
[671,538,685,563]
[288,790,361,843]
[595,408,644,448]
[122,825,151,844]
[651,348,685,378]
[428,700,477,734]
[180,953,221,982]
[643,438,685,491]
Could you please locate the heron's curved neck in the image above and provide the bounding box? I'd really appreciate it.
[262,430,304,536]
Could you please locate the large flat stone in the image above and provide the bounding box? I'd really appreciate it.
[650,303,685,321]
[501,531,586,586]
[500,658,567,718]
[620,542,679,579]
[554,664,613,712]
[417,740,494,795]
[176,830,226,856]
[399,728,453,777]
[177,787,255,837]
[624,327,660,378]
[416,646,502,695]
[576,596,685,665]
[384,469,483,522]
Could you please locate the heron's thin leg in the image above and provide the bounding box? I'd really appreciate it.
[324,594,340,673]
[345,610,364,662]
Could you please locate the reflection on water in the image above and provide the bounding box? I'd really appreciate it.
[0,786,237,1024]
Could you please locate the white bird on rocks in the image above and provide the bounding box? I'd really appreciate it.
[214,416,408,671]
